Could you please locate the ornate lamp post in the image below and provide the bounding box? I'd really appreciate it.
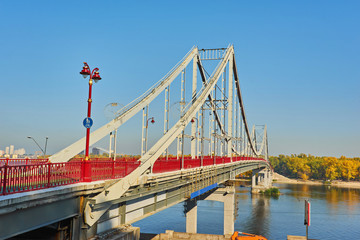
[80,62,102,181]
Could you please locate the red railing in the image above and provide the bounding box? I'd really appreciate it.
[0,162,82,195]
[0,158,49,167]
[90,160,140,181]
[152,156,267,173]
[0,156,268,196]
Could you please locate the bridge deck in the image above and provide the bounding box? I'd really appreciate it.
[0,157,270,239]
[0,156,267,196]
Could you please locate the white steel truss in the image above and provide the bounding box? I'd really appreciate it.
[47,45,270,226]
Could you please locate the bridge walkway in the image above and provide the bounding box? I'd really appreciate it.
[0,157,269,239]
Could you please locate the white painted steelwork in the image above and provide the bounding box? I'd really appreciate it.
[84,46,237,226]
[49,47,199,163]
[46,45,270,226]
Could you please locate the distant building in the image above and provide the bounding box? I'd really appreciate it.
[10,145,14,155]
[15,148,26,155]
[92,147,100,155]
[5,147,9,155]
[0,150,4,156]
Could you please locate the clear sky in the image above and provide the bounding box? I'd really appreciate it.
[0,1,359,157]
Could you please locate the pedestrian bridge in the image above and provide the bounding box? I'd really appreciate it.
[0,45,273,239]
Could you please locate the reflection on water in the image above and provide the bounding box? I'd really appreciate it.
[243,195,271,237]
[133,182,360,240]
[236,183,360,239]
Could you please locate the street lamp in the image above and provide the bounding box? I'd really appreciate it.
[80,62,102,161]
[27,136,48,159]
[191,117,199,129]
[143,117,155,155]
[147,117,155,127]
[191,117,203,166]
[191,117,199,153]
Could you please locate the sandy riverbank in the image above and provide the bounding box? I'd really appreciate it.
[273,173,360,189]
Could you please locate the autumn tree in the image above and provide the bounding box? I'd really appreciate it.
[340,159,359,181]
[269,154,360,181]
[324,157,339,180]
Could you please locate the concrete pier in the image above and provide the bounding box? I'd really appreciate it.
[147,230,229,240]
[251,169,273,193]
[184,185,235,235]
[185,199,197,233]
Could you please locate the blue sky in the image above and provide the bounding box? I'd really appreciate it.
[0,1,359,157]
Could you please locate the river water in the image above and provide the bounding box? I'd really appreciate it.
[133,182,360,239]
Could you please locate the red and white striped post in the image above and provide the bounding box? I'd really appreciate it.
[304,200,311,240]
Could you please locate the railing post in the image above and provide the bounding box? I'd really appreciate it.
[2,161,8,195]
[83,159,92,182]
[125,161,128,177]
[47,162,51,187]
[80,160,84,182]
[112,159,115,179]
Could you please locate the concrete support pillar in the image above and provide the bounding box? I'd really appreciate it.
[185,199,197,233]
[252,169,269,193]
[204,185,235,235]
[223,190,235,235]
[251,171,257,188]
[265,170,273,188]
[264,173,268,187]
[252,169,272,193]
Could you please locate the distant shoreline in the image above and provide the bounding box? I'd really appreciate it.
[273,172,360,189]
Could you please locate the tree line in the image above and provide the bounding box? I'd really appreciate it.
[270,154,360,181]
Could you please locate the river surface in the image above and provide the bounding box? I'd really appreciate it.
[133,182,360,239]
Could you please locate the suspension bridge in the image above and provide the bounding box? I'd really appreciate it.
[0,45,272,239]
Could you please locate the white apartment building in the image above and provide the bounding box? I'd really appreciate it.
[9,145,14,155]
